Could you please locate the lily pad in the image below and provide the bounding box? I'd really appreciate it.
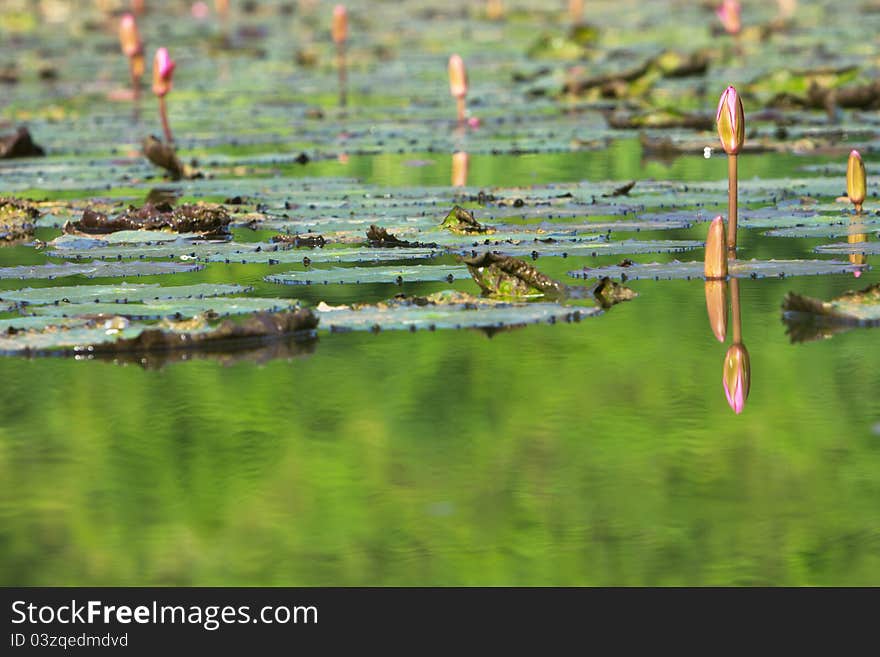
[570,259,867,281]
[0,260,204,280]
[0,283,248,305]
[265,265,469,286]
[316,298,598,332]
[29,297,297,320]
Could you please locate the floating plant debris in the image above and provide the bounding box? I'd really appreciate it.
[440,206,493,235]
[462,252,566,299]
[64,203,231,237]
[0,197,39,241]
[782,284,880,343]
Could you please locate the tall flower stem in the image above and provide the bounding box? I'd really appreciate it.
[158,96,173,144]
[728,154,738,251]
[129,61,140,101]
[456,97,466,125]
[730,277,742,344]
[337,42,347,107]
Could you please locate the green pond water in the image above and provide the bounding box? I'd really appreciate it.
[1,147,879,586]
[2,0,880,586]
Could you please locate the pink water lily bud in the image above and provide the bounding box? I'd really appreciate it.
[704,215,728,279]
[192,1,210,20]
[152,47,176,97]
[723,343,750,415]
[716,85,745,155]
[846,150,866,211]
[716,0,741,35]
[119,13,143,58]
[448,54,467,99]
[332,5,348,45]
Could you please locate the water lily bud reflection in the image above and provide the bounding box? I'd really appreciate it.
[716,86,745,155]
[704,215,728,279]
[847,150,866,212]
[452,151,469,187]
[722,343,750,415]
[848,231,868,277]
[704,280,728,342]
[152,47,176,98]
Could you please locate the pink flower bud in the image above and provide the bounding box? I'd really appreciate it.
[152,47,176,98]
[716,86,745,155]
[332,5,348,45]
[119,13,143,58]
[716,0,741,35]
[723,343,750,415]
[448,54,467,99]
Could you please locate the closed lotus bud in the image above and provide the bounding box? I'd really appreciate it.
[152,47,175,98]
[452,151,469,187]
[119,13,143,58]
[215,0,230,18]
[449,54,467,99]
[716,0,741,35]
[704,280,728,342]
[722,343,750,415]
[704,215,728,279]
[332,5,348,45]
[716,86,745,155]
[846,150,866,211]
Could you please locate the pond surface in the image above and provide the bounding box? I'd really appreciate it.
[1,0,879,586]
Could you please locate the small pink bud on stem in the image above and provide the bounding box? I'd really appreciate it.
[449,54,468,125]
[716,86,745,250]
[119,14,144,98]
[716,0,741,36]
[569,0,584,25]
[152,48,176,144]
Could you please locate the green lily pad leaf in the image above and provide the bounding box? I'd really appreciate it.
[29,297,297,320]
[47,240,276,261]
[462,252,566,299]
[0,316,89,332]
[764,223,880,238]
[814,241,880,255]
[316,299,598,332]
[50,231,208,248]
[266,265,469,286]
[0,260,203,280]
[456,239,703,258]
[205,246,440,265]
[570,259,866,281]
[0,283,248,306]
